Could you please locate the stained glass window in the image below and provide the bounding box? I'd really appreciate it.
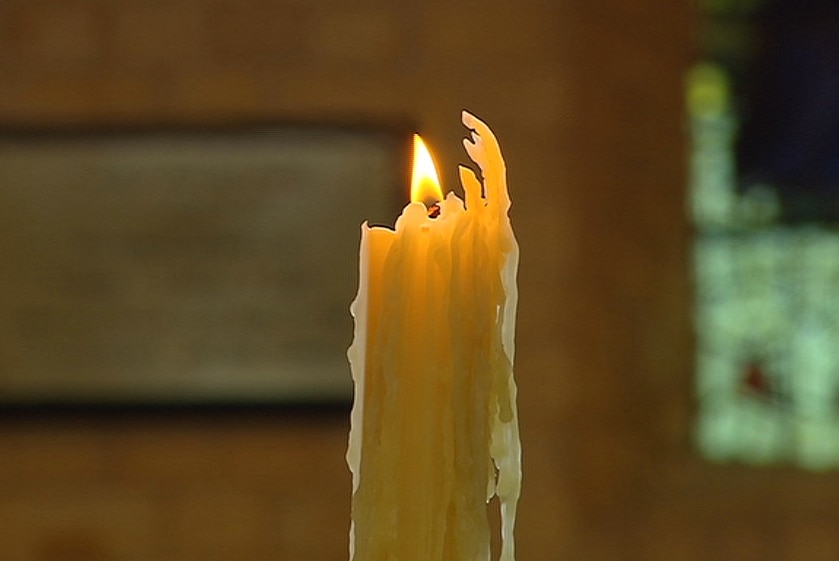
[690,0,839,470]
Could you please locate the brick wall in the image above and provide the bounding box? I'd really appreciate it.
[3,2,829,561]
[0,412,350,561]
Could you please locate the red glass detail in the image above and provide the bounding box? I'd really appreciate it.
[742,362,771,396]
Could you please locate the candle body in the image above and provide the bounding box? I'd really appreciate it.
[347,112,520,561]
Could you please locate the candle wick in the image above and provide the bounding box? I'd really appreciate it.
[426,202,441,218]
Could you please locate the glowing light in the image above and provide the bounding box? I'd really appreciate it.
[410,134,443,207]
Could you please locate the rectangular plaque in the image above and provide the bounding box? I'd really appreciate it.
[0,124,407,407]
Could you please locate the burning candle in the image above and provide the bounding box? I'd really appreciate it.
[347,111,520,561]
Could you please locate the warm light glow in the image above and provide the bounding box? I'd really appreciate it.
[410,134,443,206]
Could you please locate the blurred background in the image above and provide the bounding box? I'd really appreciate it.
[0,0,838,560]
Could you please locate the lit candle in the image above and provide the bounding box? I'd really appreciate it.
[347,111,520,561]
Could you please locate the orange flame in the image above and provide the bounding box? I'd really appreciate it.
[410,134,443,207]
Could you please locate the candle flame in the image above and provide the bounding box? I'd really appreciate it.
[410,134,443,207]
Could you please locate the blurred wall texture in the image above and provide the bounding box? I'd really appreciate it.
[5,1,828,561]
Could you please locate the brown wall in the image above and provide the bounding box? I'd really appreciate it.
[2,1,836,561]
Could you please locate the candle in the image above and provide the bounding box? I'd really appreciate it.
[347,111,520,561]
